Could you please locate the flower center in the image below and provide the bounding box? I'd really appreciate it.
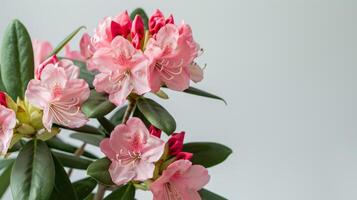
[108,70,131,91]
[115,149,142,167]
[154,59,184,80]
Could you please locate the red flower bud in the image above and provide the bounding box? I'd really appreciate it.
[0,91,7,107]
[168,132,185,156]
[149,125,162,138]
[149,9,165,35]
[111,11,132,39]
[131,15,145,40]
[176,152,193,160]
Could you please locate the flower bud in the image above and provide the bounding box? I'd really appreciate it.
[176,152,193,160]
[149,9,165,35]
[149,125,162,138]
[167,132,185,156]
[0,91,7,107]
[131,15,145,40]
[111,11,132,38]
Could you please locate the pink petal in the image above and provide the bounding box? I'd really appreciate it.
[32,40,53,68]
[25,79,52,109]
[134,161,155,181]
[189,63,204,83]
[109,161,136,186]
[100,138,117,160]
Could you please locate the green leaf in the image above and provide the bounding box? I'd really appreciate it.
[182,87,227,105]
[73,177,97,200]
[11,140,55,200]
[50,156,78,200]
[87,158,114,186]
[110,105,128,125]
[0,159,14,170]
[137,97,176,135]
[130,8,149,29]
[183,142,232,168]
[70,132,105,147]
[133,106,150,128]
[52,151,92,170]
[0,64,6,91]
[0,162,13,198]
[97,117,115,135]
[199,189,228,200]
[82,90,116,118]
[58,124,104,135]
[104,183,135,200]
[46,137,98,159]
[0,19,34,100]
[49,26,85,57]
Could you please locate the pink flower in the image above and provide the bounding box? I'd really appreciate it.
[32,40,53,68]
[150,160,210,200]
[91,36,150,106]
[100,117,165,186]
[145,23,200,92]
[35,55,59,80]
[149,9,174,35]
[0,92,16,155]
[25,64,90,131]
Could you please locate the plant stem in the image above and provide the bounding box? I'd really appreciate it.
[122,97,136,124]
[67,142,87,176]
[94,184,106,200]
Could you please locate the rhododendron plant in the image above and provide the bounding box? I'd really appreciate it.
[0,8,231,200]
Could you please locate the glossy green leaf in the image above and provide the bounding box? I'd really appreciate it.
[0,159,14,170]
[133,106,150,128]
[183,142,232,168]
[49,26,85,57]
[87,158,114,186]
[104,183,135,200]
[82,90,116,118]
[110,105,128,125]
[58,124,104,135]
[199,189,228,200]
[73,177,97,200]
[0,19,34,100]
[0,162,13,198]
[182,87,226,105]
[70,132,105,147]
[137,97,176,134]
[50,156,78,200]
[0,64,5,91]
[11,140,55,200]
[97,117,115,135]
[130,8,149,29]
[46,137,98,159]
[52,151,92,170]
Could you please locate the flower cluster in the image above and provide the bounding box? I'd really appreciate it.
[0,8,231,200]
[100,117,210,199]
[75,9,204,106]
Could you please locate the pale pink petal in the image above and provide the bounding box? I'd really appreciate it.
[172,164,210,191]
[42,107,54,131]
[189,63,204,83]
[64,45,83,61]
[134,162,155,181]
[0,105,15,154]
[108,78,133,106]
[40,65,68,89]
[100,138,116,160]
[155,24,179,50]
[58,59,80,79]
[32,40,53,68]
[25,79,52,109]
[109,123,133,152]
[91,48,117,73]
[63,79,90,103]
[109,161,135,186]
[142,136,165,163]
[163,67,190,91]
[80,33,93,58]
[130,58,150,95]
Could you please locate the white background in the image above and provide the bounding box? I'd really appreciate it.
[1,0,357,199]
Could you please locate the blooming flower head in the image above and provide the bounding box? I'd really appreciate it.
[25,59,90,131]
[0,91,16,155]
[145,13,202,92]
[100,117,165,185]
[150,159,210,200]
[91,36,150,106]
